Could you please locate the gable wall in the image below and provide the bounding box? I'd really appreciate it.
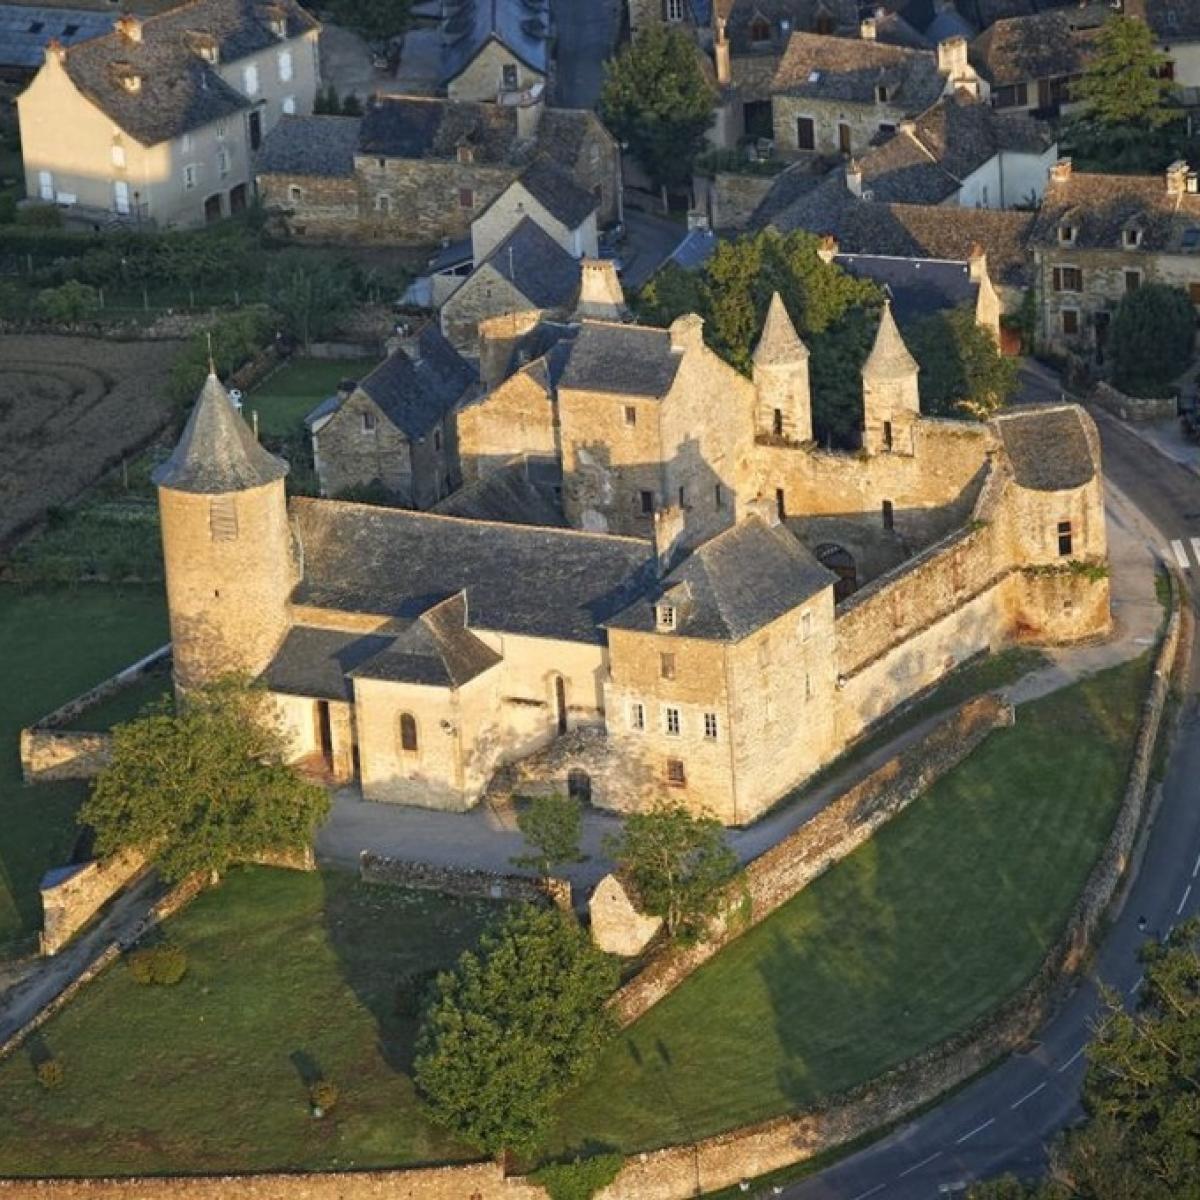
[446,39,546,103]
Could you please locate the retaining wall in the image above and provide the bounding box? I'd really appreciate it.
[360,852,572,911]
[1090,380,1176,423]
[39,850,149,956]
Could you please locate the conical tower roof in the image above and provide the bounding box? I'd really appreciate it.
[152,371,288,494]
[863,301,918,382]
[753,293,808,366]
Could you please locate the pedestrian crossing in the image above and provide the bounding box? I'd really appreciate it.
[1164,538,1200,570]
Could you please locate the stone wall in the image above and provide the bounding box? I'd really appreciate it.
[609,694,1013,1025]
[360,851,572,910]
[1090,380,1176,423]
[39,849,148,956]
[704,171,777,231]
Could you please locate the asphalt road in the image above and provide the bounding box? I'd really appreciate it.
[786,414,1200,1200]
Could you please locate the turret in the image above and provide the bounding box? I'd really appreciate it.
[753,292,811,444]
[862,300,919,456]
[153,370,295,690]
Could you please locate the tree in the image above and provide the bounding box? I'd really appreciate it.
[604,801,738,942]
[265,254,355,348]
[1075,16,1176,130]
[1109,283,1195,398]
[340,91,363,117]
[906,306,1018,420]
[81,679,330,882]
[36,280,100,324]
[511,794,586,877]
[326,0,411,43]
[600,25,717,201]
[414,905,618,1158]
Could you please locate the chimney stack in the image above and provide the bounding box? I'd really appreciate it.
[669,313,705,356]
[575,260,627,322]
[115,15,143,43]
[936,35,968,77]
[1166,159,1195,196]
[714,16,731,84]
[1049,157,1073,185]
[817,234,838,264]
[967,242,988,283]
[859,15,876,39]
[845,159,863,198]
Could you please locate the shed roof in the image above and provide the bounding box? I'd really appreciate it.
[264,627,393,700]
[256,115,361,177]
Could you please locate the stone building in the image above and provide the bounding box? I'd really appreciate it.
[155,290,1112,825]
[439,0,552,102]
[256,93,620,245]
[1029,158,1200,358]
[1127,0,1200,97]
[306,324,477,504]
[17,0,319,229]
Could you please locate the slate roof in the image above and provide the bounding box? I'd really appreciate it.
[291,498,655,644]
[256,115,361,177]
[718,0,859,54]
[754,292,808,364]
[432,459,566,527]
[836,252,977,323]
[558,322,683,398]
[863,301,919,380]
[60,0,317,144]
[995,406,1095,492]
[153,372,288,493]
[264,627,393,699]
[440,0,551,86]
[606,517,836,641]
[471,217,581,308]
[772,31,946,111]
[668,226,718,270]
[1132,0,1200,40]
[514,156,596,229]
[969,10,1097,86]
[351,594,502,689]
[0,5,115,70]
[353,325,476,440]
[1029,170,1200,253]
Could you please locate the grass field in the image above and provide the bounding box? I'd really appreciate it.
[246,359,380,440]
[548,655,1152,1155]
[0,868,499,1175]
[0,585,168,953]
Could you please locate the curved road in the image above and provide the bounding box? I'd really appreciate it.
[789,414,1200,1200]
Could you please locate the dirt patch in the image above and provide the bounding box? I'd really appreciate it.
[0,335,182,549]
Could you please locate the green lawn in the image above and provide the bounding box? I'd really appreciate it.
[0,867,500,1175]
[548,655,1152,1155]
[0,586,168,953]
[246,359,380,440]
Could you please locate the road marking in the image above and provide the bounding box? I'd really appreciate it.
[1193,851,1200,879]
[1178,884,1192,915]
[1011,1081,1047,1109]
[1130,975,1144,995]
[898,1152,943,1179]
[850,1186,886,1200]
[955,1118,996,1145]
[1172,539,1190,569]
[1057,1046,1085,1073]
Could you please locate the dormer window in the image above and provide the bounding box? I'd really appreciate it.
[113,63,141,93]
[1124,226,1143,248]
[457,144,474,164]
[1059,224,1076,245]
[876,84,889,103]
[656,604,677,631]
[749,16,771,42]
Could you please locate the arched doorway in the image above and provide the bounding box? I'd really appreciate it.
[815,543,858,602]
[567,768,591,805]
[553,675,568,735]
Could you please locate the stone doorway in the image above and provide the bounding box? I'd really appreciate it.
[567,768,592,805]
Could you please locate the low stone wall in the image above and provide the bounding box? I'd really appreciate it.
[1091,380,1176,423]
[306,341,381,360]
[609,694,1012,1026]
[360,852,572,911]
[40,849,149,956]
[707,171,777,231]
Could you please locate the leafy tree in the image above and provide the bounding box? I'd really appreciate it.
[326,0,411,43]
[265,254,355,348]
[81,679,330,882]
[604,801,738,942]
[1109,283,1195,398]
[1075,16,1176,130]
[511,794,586,877]
[167,307,275,409]
[906,306,1018,420]
[414,904,618,1158]
[36,279,100,324]
[600,25,717,201]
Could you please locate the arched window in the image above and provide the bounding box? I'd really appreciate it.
[398,712,418,754]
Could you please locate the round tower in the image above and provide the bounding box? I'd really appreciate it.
[862,300,920,456]
[753,292,812,444]
[153,371,295,690]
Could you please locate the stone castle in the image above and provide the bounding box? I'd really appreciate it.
[154,293,1110,825]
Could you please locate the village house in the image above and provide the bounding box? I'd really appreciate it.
[439,0,552,102]
[157,293,1110,824]
[256,92,620,245]
[17,0,319,228]
[1126,0,1200,98]
[1030,157,1200,359]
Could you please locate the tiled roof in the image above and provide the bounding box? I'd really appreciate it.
[264,627,393,699]
[607,516,836,641]
[1133,0,1200,40]
[969,10,1097,86]
[558,321,682,398]
[514,156,596,229]
[432,458,566,527]
[257,115,361,177]
[440,0,552,85]
[995,406,1095,491]
[291,498,655,644]
[719,0,859,53]
[61,0,317,144]
[754,291,808,364]
[0,5,115,70]
[772,31,945,111]
[473,217,581,308]
[668,226,718,270]
[153,372,288,493]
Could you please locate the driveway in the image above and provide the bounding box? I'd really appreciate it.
[552,0,618,109]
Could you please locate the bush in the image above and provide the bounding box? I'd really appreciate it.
[127,943,188,986]
[309,1080,339,1112]
[36,279,100,324]
[532,1154,625,1200]
[0,194,16,225]
[35,1059,65,1090]
[1110,283,1195,397]
[17,203,63,229]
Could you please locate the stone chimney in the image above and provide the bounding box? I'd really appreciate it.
[845,159,863,198]
[817,234,838,264]
[514,82,545,142]
[44,37,66,64]
[115,15,143,43]
[936,36,968,78]
[859,15,877,38]
[669,313,705,356]
[575,260,627,321]
[653,506,687,575]
[714,16,731,85]
[967,242,987,283]
[1049,157,1073,185]
[1166,159,1196,196]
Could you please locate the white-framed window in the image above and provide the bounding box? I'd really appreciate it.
[703,712,718,741]
[501,62,518,90]
[1124,227,1142,248]
[664,706,681,737]
[801,610,812,641]
[278,48,293,81]
[217,148,231,178]
[110,142,126,169]
[181,132,193,153]
[656,604,676,631]
[113,180,130,214]
[1058,223,1076,245]
[665,0,684,20]
[243,63,259,95]
[288,184,303,203]
[282,94,296,114]
[38,170,53,201]
[375,193,391,214]
[183,163,198,190]
[629,701,645,731]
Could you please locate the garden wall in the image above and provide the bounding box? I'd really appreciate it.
[609,693,1013,1026]
[39,850,149,956]
[360,852,572,911]
[1090,380,1176,423]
